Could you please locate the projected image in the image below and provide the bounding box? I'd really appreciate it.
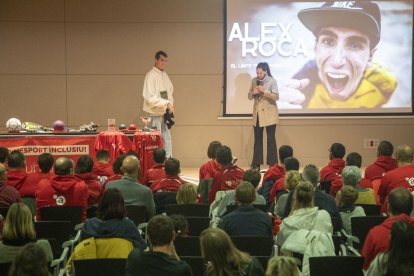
[225,0,413,115]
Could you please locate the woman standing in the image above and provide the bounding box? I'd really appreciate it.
[248,62,279,170]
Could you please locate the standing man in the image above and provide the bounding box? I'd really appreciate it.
[143,50,174,157]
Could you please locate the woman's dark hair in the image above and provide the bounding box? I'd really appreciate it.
[96,188,127,220]
[207,141,222,159]
[384,220,414,276]
[75,155,94,174]
[9,243,51,276]
[256,62,272,77]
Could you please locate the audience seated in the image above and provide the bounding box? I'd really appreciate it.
[35,157,89,222]
[8,243,51,276]
[269,157,299,204]
[219,182,272,236]
[266,256,300,276]
[274,171,301,219]
[336,185,366,235]
[75,155,102,206]
[199,141,222,180]
[346,152,372,189]
[0,147,9,165]
[105,155,155,219]
[378,144,414,209]
[340,166,375,205]
[126,215,192,276]
[362,187,414,269]
[364,140,397,181]
[208,145,244,203]
[103,154,127,189]
[151,158,186,193]
[92,150,113,184]
[176,183,198,204]
[217,169,265,219]
[6,150,36,197]
[365,219,414,276]
[263,145,293,182]
[141,148,167,187]
[200,228,264,275]
[170,214,189,238]
[30,153,54,183]
[320,143,346,195]
[0,163,21,207]
[81,188,146,250]
[0,203,52,264]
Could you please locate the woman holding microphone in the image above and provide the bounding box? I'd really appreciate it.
[248,62,279,171]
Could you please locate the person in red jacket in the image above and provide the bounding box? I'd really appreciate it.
[75,155,102,206]
[269,157,299,204]
[151,158,186,192]
[28,153,55,184]
[320,143,346,195]
[364,141,397,181]
[35,157,89,222]
[263,145,293,183]
[199,141,222,180]
[362,187,414,270]
[346,152,372,189]
[208,146,244,203]
[0,163,22,207]
[103,154,127,189]
[142,148,167,187]
[0,147,9,165]
[6,150,36,197]
[92,150,113,184]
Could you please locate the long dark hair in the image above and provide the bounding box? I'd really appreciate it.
[385,220,414,276]
[96,188,127,220]
[9,243,51,276]
[256,62,272,77]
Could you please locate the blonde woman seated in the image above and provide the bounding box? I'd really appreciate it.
[274,171,301,219]
[276,181,333,247]
[200,228,264,276]
[0,203,52,264]
[266,256,300,276]
[176,183,198,204]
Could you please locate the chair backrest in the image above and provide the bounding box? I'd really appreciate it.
[40,206,82,228]
[319,181,331,194]
[371,178,382,204]
[174,236,201,256]
[166,204,210,217]
[0,207,8,218]
[73,258,127,276]
[351,216,387,250]
[22,196,36,216]
[35,221,73,259]
[356,204,381,216]
[153,192,177,214]
[0,262,12,276]
[225,204,267,214]
[180,256,205,276]
[309,256,364,276]
[230,236,273,256]
[186,217,210,236]
[125,205,147,226]
[197,178,213,204]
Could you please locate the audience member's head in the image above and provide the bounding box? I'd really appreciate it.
[9,243,51,276]
[329,143,346,159]
[342,166,361,187]
[387,187,413,216]
[2,203,36,241]
[292,181,314,213]
[54,157,74,176]
[346,152,362,168]
[265,256,300,276]
[121,155,140,178]
[176,183,198,204]
[7,150,26,170]
[165,157,180,176]
[385,220,414,276]
[301,164,320,187]
[284,157,299,171]
[396,144,414,164]
[147,215,175,247]
[37,153,54,174]
[284,171,302,191]
[377,140,394,157]
[207,141,222,159]
[0,147,9,164]
[96,188,126,220]
[338,185,359,208]
[96,149,110,162]
[243,169,261,188]
[200,228,251,276]
[216,145,233,166]
[0,163,7,182]
[235,181,256,205]
[112,154,127,175]
[279,145,293,164]
[170,214,189,238]
[75,155,94,174]
[153,148,166,164]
